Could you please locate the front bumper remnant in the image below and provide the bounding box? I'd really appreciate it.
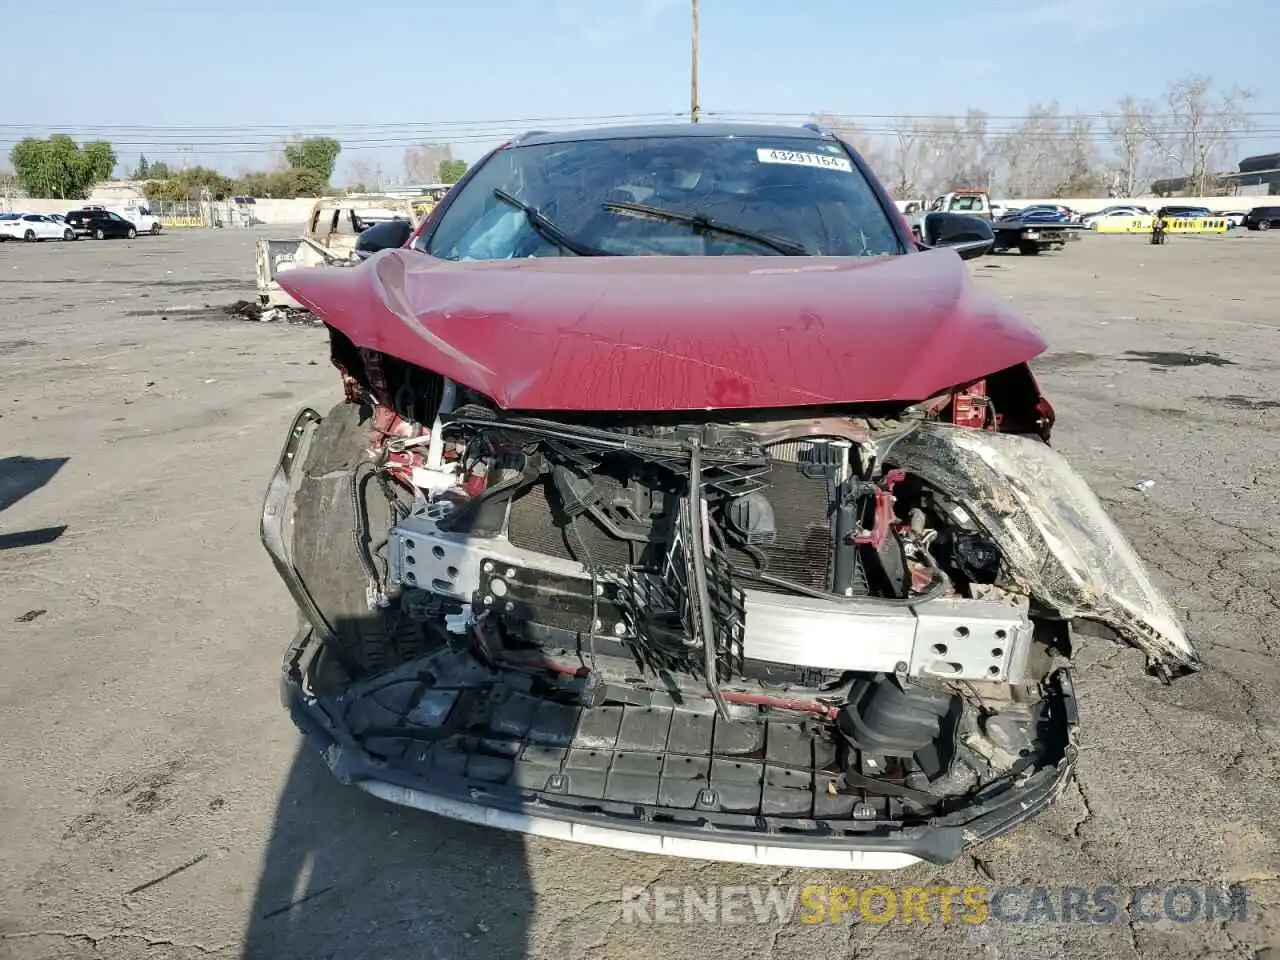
[281,629,1080,869]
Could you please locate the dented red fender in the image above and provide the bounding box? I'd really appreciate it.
[278,247,1047,412]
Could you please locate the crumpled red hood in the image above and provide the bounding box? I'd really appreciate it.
[279,248,1046,412]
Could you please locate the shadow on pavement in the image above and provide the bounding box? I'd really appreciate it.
[0,455,68,512]
[0,456,70,552]
[0,525,67,550]
[243,400,536,958]
[242,743,534,959]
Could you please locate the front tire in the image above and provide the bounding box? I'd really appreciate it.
[151,223,162,235]
[94,228,105,240]
[63,229,75,241]
[126,227,137,239]
[23,230,36,242]
[1259,220,1272,232]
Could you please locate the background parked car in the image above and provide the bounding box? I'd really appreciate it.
[0,213,76,242]
[1213,210,1248,229]
[80,202,161,234]
[65,209,139,240]
[1081,205,1150,229]
[1019,203,1081,222]
[1243,206,1280,231]
[1157,204,1213,220]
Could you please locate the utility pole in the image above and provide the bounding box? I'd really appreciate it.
[690,0,700,123]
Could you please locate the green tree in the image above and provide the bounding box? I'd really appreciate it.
[231,167,327,199]
[132,156,171,180]
[282,137,342,183]
[287,168,328,196]
[438,159,468,184]
[81,140,117,181]
[143,165,234,202]
[9,135,117,199]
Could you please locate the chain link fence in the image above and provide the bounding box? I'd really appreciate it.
[148,199,206,228]
[148,198,263,228]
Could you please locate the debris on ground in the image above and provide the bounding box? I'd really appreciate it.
[224,300,261,320]
[15,609,47,623]
[1132,479,1156,492]
[222,300,324,326]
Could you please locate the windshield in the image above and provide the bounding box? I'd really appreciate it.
[421,134,905,259]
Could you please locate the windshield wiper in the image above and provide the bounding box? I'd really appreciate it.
[492,188,609,256]
[600,200,809,256]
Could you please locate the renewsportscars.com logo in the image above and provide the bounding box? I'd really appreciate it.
[620,883,1248,926]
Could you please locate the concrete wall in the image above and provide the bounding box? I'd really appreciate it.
[2,196,319,223]
[990,197,1263,214]
[896,196,1268,215]
[6,194,1272,223]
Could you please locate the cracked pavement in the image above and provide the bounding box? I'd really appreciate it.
[0,228,1277,959]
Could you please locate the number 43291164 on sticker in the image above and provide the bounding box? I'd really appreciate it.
[756,148,853,171]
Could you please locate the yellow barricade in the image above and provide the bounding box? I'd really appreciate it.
[158,217,204,228]
[1166,217,1229,233]
[1095,215,1228,234]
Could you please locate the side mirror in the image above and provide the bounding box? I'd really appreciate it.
[921,212,994,260]
[355,218,414,260]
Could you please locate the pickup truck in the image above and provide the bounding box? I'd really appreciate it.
[926,190,995,220]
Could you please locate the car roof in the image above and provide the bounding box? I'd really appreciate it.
[512,122,829,148]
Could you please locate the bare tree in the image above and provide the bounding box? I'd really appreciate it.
[883,120,928,199]
[0,169,18,207]
[1144,74,1255,195]
[1105,96,1154,197]
[995,103,1064,197]
[907,118,956,197]
[403,143,454,184]
[877,112,989,200]
[821,77,1257,200]
[934,110,994,193]
[812,113,888,170]
[1051,114,1105,197]
[346,159,378,191]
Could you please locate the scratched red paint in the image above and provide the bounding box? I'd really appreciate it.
[278,247,1047,412]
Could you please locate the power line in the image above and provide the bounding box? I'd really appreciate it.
[0,111,687,133]
[4,132,1277,156]
[2,107,1278,137]
[0,109,1275,160]
[726,109,1280,122]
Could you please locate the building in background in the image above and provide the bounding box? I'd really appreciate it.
[1233,153,1280,196]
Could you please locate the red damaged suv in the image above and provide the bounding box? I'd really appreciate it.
[261,123,1197,868]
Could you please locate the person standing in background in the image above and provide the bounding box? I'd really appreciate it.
[1151,208,1168,245]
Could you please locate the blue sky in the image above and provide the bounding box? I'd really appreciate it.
[2,0,1276,180]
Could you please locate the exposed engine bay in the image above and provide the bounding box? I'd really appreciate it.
[264,334,1195,865]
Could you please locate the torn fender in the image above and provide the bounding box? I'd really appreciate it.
[889,424,1199,673]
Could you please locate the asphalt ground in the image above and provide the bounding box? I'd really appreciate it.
[1,226,1278,959]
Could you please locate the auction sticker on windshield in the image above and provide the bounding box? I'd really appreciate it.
[756,148,853,172]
